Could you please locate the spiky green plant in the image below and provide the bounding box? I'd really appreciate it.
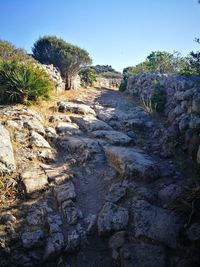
[0,61,54,104]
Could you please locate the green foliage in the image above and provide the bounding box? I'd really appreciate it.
[100,71,122,79]
[179,51,200,75]
[0,40,33,62]
[119,79,127,92]
[90,65,119,75]
[79,67,97,87]
[32,36,92,89]
[151,81,167,112]
[0,61,53,104]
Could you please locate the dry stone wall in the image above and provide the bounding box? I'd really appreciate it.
[126,73,200,161]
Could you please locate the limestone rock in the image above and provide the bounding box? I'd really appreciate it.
[61,200,82,225]
[91,130,132,145]
[58,101,96,116]
[106,182,128,203]
[98,202,129,235]
[22,116,45,135]
[104,146,159,182]
[30,131,51,148]
[56,122,81,135]
[54,181,76,204]
[132,200,182,248]
[44,232,64,259]
[49,114,71,123]
[21,167,48,194]
[21,230,44,248]
[70,115,112,132]
[158,184,183,203]
[0,124,16,175]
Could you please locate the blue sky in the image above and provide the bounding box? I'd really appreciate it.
[0,0,200,71]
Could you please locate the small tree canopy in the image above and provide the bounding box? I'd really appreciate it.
[0,40,33,62]
[32,36,92,89]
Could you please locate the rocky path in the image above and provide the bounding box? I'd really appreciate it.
[0,87,198,267]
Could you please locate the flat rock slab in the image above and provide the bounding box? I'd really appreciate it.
[21,116,45,135]
[104,146,159,182]
[98,202,129,235]
[95,105,130,122]
[120,243,166,267]
[21,167,48,194]
[56,122,82,135]
[58,101,96,116]
[0,124,16,175]
[70,115,112,132]
[132,200,182,248]
[58,136,102,156]
[91,130,132,145]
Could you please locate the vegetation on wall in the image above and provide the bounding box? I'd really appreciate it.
[32,36,92,89]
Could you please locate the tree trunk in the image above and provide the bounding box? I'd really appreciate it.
[65,75,72,90]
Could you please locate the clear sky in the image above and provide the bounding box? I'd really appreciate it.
[0,0,200,71]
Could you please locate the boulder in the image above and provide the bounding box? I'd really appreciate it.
[98,202,129,235]
[104,146,159,182]
[49,114,71,123]
[0,124,16,175]
[44,232,64,259]
[132,200,182,248]
[22,116,45,135]
[58,101,96,116]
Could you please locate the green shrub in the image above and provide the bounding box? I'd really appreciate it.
[119,79,127,92]
[151,81,167,112]
[79,67,97,87]
[0,61,54,104]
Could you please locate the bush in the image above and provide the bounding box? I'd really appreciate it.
[0,61,54,104]
[0,40,34,62]
[100,71,122,79]
[151,81,167,112]
[79,67,97,87]
[119,79,127,92]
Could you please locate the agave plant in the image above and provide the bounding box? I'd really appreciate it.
[0,61,54,104]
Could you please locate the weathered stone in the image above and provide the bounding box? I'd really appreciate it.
[61,200,82,225]
[189,115,200,130]
[30,131,51,148]
[54,181,76,204]
[22,116,45,135]
[197,146,200,164]
[158,184,183,203]
[45,127,58,139]
[65,230,81,252]
[104,146,159,182]
[98,202,129,235]
[132,200,182,248]
[58,101,96,116]
[21,168,48,194]
[58,136,102,161]
[120,243,166,267]
[26,207,44,226]
[44,232,64,259]
[70,115,112,132]
[192,93,200,114]
[0,212,16,224]
[47,214,63,233]
[0,124,16,175]
[106,182,128,203]
[186,223,200,241]
[21,230,44,248]
[49,114,71,123]
[56,122,81,135]
[91,130,132,145]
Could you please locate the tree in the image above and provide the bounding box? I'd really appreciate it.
[32,36,92,89]
[79,67,97,87]
[0,40,33,62]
